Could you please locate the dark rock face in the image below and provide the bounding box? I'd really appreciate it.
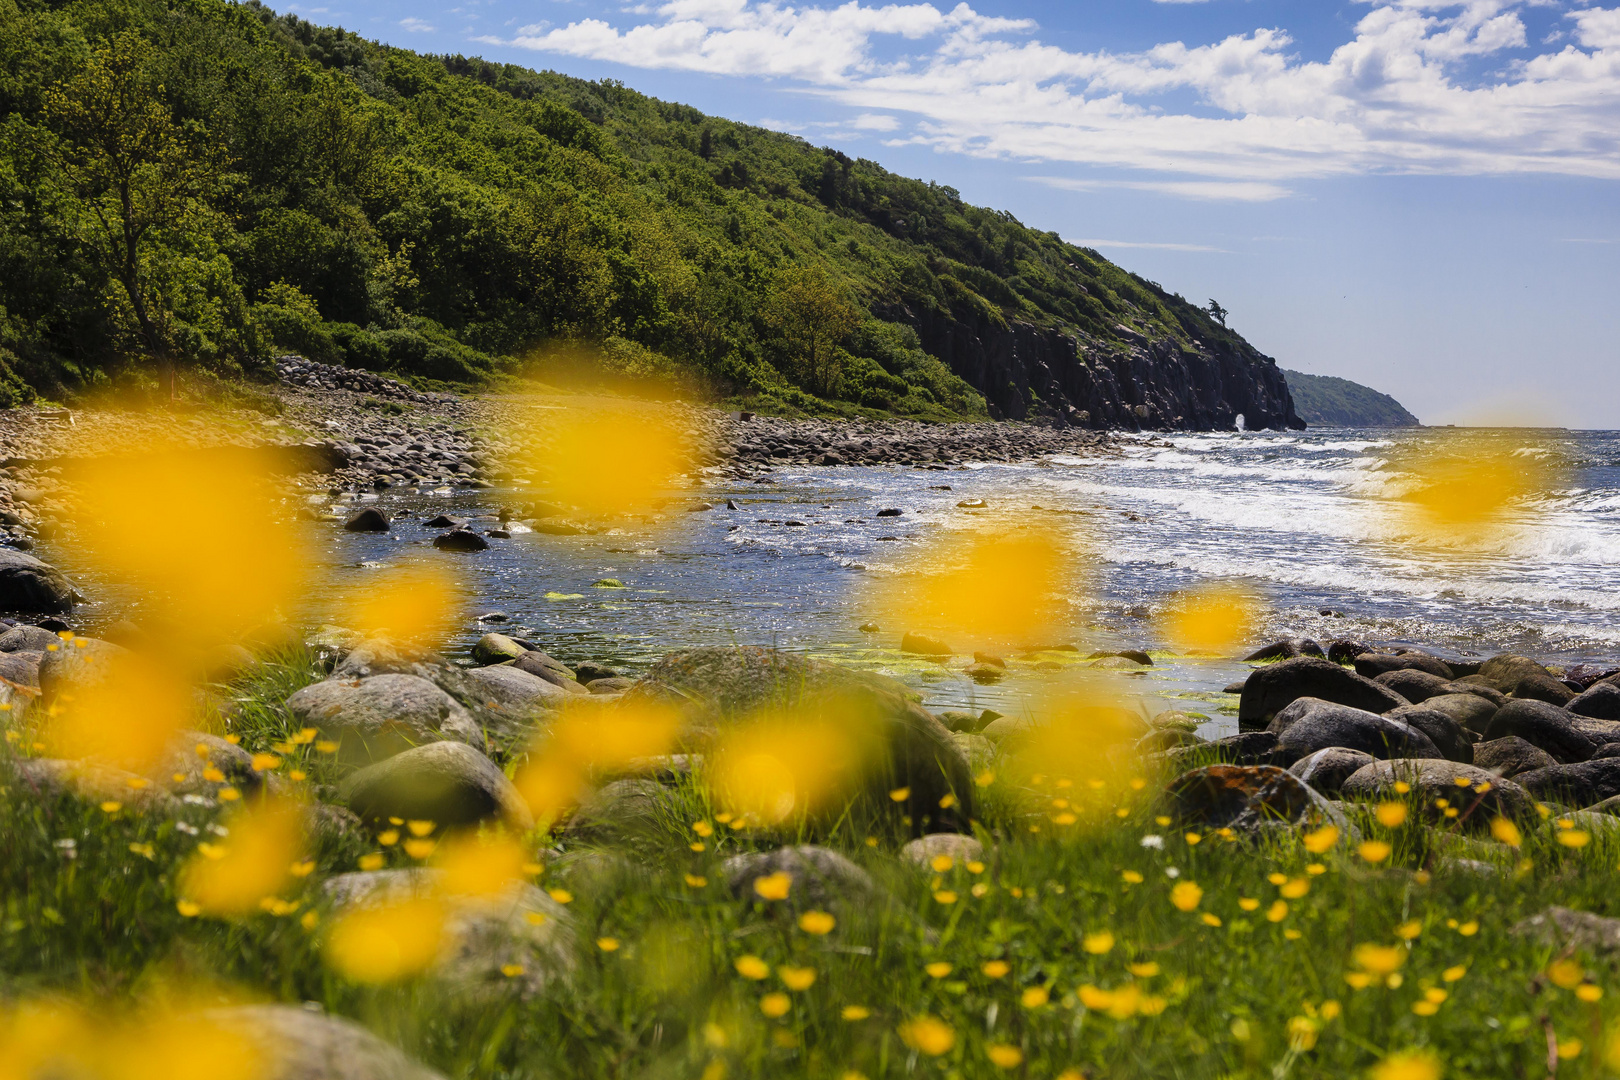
[1445,682,1508,708]
[0,549,74,614]
[1473,736,1558,778]
[1483,700,1597,764]
[1288,747,1377,797]
[1239,657,1409,730]
[1163,764,1342,830]
[1570,683,1620,721]
[433,528,489,551]
[343,507,390,532]
[1272,699,1442,762]
[1373,670,1455,703]
[875,301,1303,430]
[1514,759,1620,809]
[339,741,532,831]
[1340,759,1534,823]
[1355,653,1455,680]
[1243,639,1325,662]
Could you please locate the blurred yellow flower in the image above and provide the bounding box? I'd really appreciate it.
[760,993,791,1018]
[1266,900,1289,922]
[1083,931,1114,954]
[1170,881,1203,912]
[1129,962,1161,978]
[1577,984,1604,1002]
[434,834,529,897]
[1489,817,1522,847]
[982,960,1010,978]
[528,404,694,518]
[1442,965,1467,982]
[1396,920,1422,940]
[934,890,958,905]
[1352,944,1405,976]
[798,910,835,935]
[1549,959,1585,989]
[754,873,792,901]
[1201,913,1223,927]
[1370,1049,1443,1080]
[1122,870,1144,884]
[841,1005,871,1021]
[1359,841,1392,864]
[177,799,306,917]
[325,896,446,983]
[925,962,953,979]
[1376,803,1409,828]
[1303,825,1339,853]
[1162,583,1261,656]
[735,956,770,980]
[1559,830,1591,849]
[987,1045,1023,1069]
[1458,921,1478,937]
[684,874,708,888]
[899,1016,956,1056]
[597,938,620,952]
[1021,986,1050,1009]
[779,966,816,991]
[1238,898,1260,912]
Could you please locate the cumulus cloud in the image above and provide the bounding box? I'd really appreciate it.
[492,1,1620,184]
[400,16,436,32]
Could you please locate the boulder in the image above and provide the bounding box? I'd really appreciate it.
[1270,698,1442,761]
[1340,759,1534,823]
[1238,657,1409,730]
[1445,681,1508,707]
[1241,638,1326,663]
[203,1005,447,1080]
[8,757,181,814]
[623,647,973,832]
[1355,653,1455,680]
[0,624,61,652]
[424,514,466,529]
[900,833,985,869]
[38,637,128,702]
[1477,654,1554,694]
[512,651,588,694]
[1511,906,1620,954]
[1572,714,1620,746]
[321,869,574,998]
[1513,673,1576,707]
[0,549,74,614]
[1386,705,1473,763]
[343,508,390,532]
[573,662,622,684]
[1513,758,1620,809]
[146,731,264,799]
[339,741,533,832]
[1288,747,1377,797]
[286,674,486,762]
[965,662,1005,683]
[1326,639,1373,664]
[1374,669,1454,704]
[1163,764,1346,831]
[1570,682,1620,721]
[1415,693,1499,735]
[1472,736,1558,778]
[0,647,41,689]
[1482,700,1597,764]
[900,633,953,657]
[587,677,634,694]
[565,778,670,842]
[433,529,489,552]
[471,633,527,666]
[464,665,568,715]
[721,845,878,908]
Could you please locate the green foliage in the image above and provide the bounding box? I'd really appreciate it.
[1284,369,1421,428]
[0,0,1247,412]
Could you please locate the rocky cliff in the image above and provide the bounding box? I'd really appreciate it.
[877,303,1304,432]
[1283,370,1420,428]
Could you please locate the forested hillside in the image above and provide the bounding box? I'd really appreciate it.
[0,0,1297,426]
[1283,370,1420,428]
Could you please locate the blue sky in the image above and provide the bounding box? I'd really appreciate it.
[291,0,1620,427]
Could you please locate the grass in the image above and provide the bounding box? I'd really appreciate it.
[4,654,1619,1079]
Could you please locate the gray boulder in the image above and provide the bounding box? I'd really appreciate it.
[1511,906,1620,954]
[1386,705,1474,763]
[1483,699,1596,764]
[900,833,985,869]
[1355,653,1455,680]
[8,757,181,814]
[204,1004,447,1080]
[1473,736,1558,778]
[1242,638,1326,662]
[721,845,878,908]
[0,549,74,614]
[146,730,264,799]
[339,741,533,831]
[0,624,61,652]
[1570,682,1620,721]
[1513,672,1576,707]
[1340,759,1534,824]
[512,651,588,694]
[1288,747,1377,797]
[1477,654,1554,694]
[1238,657,1409,730]
[471,633,527,665]
[464,664,568,714]
[286,674,486,762]
[565,778,671,843]
[1374,669,1454,704]
[343,507,390,532]
[433,529,488,552]
[1271,698,1442,761]
[1164,764,1347,831]
[1417,693,1499,735]
[1445,681,1508,707]
[1513,758,1620,809]
[38,637,127,702]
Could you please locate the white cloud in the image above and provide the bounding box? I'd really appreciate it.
[1027,175,1293,201]
[399,16,436,31]
[486,1,1620,185]
[1072,239,1229,252]
[851,112,902,130]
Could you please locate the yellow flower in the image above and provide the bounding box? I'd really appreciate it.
[1268,872,1288,885]
[1559,830,1591,849]
[779,966,816,991]
[358,853,385,872]
[597,937,620,952]
[1079,985,1114,1010]
[1458,920,1478,936]
[1129,961,1160,977]
[1376,802,1409,828]
[1396,920,1422,940]
[525,912,549,926]
[99,801,122,814]
[693,820,714,837]
[1170,881,1203,911]
[898,1016,955,1056]
[1442,965,1467,982]
[1284,929,1303,940]
[1577,984,1603,1002]
[975,770,996,787]
[1411,1000,1439,1017]
[842,1006,871,1021]
[1021,986,1050,1008]
[799,910,836,935]
[1303,825,1339,853]
[685,874,708,888]
[289,859,316,877]
[1490,817,1522,847]
[300,910,318,930]
[1557,1038,1583,1060]
[966,861,985,874]
[1266,900,1289,922]
[1185,832,1202,846]
[315,740,338,754]
[406,820,435,837]
[1280,878,1309,899]
[1083,931,1115,954]
[735,956,770,980]
[982,960,1010,979]
[377,830,400,846]
[1239,897,1260,911]
[754,873,792,901]
[930,854,956,872]
[251,753,281,772]
[1345,972,1373,989]
[548,888,574,904]
[176,900,201,917]
[1548,958,1585,989]
[939,793,958,809]
[218,787,241,802]
[1321,1001,1342,1019]
[760,993,791,1018]
[971,883,989,897]
[1424,988,1448,1004]
[1352,944,1405,976]
[987,1045,1023,1069]
[690,842,706,852]
[325,897,446,983]
[1306,862,1326,875]
[1201,913,1222,927]
[404,839,436,860]
[1122,870,1144,884]
[1394,781,1411,794]
[889,787,911,802]
[1358,841,1392,864]
[1287,1015,1319,1051]
[934,890,958,905]
[925,962,953,979]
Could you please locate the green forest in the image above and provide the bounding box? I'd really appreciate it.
[0,0,1246,417]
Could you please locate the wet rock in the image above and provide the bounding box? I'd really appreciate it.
[721,845,878,908]
[1339,759,1534,823]
[1445,681,1508,707]
[340,741,533,831]
[1417,693,1499,736]
[937,710,981,734]
[343,507,390,532]
[1386,705,1474,763]
[424,514,465,528]
[900,632,953,657]
[1090,655,1146,671]
[1570,682,1620,721]
[965,662,1005,684]
[1163,764,1345,831]
[1354,653,1455,680]
[1374,669,1454,704]
[1513,758,1620,810]
[1242,638,1326,663]
[1326,639,1373,665]
[1512,906,1620,954]
[1472,736,1558,778]
[1482,700,1597,764]
[0,549,74,614]
[465,664,568,714]
[433,528,489,552]
[1288,747,1377,797]
[203,1004,448,1080]
[471,633,527,666]
[512,651,588,693]
[1477,654,1555,694]
[320,870,574,999]
[1238,657,1409,731]
[876,508,903,517]
[624,646,973,832]
[1513,672,1576,707]
[1272,699,1442,762]
[286,674,484,762]
[1139,727,1203,754]
[573,661,622,684]
[900,833,984,869]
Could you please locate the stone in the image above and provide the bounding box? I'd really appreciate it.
[566,778,674,843]
[1569,682,1620,721]
[1288,747,1377,797]
[1513,672,1576,707]
[1415,693,1499,735]
[471,633,528,665]
[1090,655,1145,671]
[202,1005,448,1080]
[1477,654,1555,694]
[0,549,74,614]
[1163,764,1346,831]
[512,651,588,694]
[900,833,984,869]
[900,632,953,657]
[1385,705,1474,763]
[937,710,981,733]
[1511,906,1620,954]
[1482,699,1597,764]
[1326,639,1373,664]
[433,529,489,552]
[464,664,568,714]
[1242,639,1326,662]
[1275,705,1441,763]
[876,508,903,517]
[721,845,878,908]
[1513,758,1620,809]
[147,730,264,799]
[1340,759,1534,823]
[1446,681,1508,707]
[1238,657,1409,730]
[623,646,974,832]
[1159,731,1287,771]
[0,623,62,652]
[965,662,1005,684]
[286,674,485,762]
[424,514,465,528]
[1472,736,1558,778]
[1354,653,1455,680]
[1374,669,1454,704]
[38,637,128,701]
[8,757,181,814]
[339,741,533,831]
[573,661,622,683]
[588,676,634,694]
[343,507,390,532]
[0,647,41,689]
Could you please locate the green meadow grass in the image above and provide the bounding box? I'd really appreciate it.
[3,650,1618,1079]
